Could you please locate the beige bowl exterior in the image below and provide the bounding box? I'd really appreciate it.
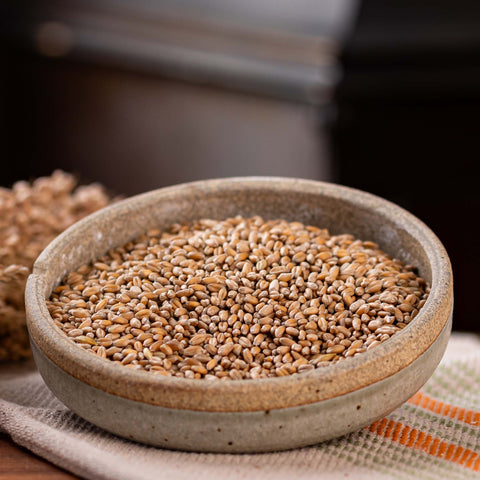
[25,177,453,452]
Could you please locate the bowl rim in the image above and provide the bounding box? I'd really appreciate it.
[25,177,453,412]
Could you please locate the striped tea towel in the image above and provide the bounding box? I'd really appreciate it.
[1,332,479,480]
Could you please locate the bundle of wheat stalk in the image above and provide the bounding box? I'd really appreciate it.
[0,170,113,361]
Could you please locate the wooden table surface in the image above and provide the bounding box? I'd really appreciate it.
[0,434,78,480]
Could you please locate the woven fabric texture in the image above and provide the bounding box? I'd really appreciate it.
[1,333,479,480]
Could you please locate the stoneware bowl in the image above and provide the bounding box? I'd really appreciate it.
[25,177,453,453]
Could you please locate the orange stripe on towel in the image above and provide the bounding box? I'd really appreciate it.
[408,392,480,427]
[367,419,480,471]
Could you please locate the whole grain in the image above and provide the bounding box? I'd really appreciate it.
[0,171,113,361]
[47,216,429,379]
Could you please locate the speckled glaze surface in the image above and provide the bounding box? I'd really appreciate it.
[25,177,453,452]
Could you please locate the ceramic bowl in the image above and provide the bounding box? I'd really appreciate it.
[25,177,453,453]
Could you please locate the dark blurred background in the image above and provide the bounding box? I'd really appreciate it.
[1,0,479,330]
